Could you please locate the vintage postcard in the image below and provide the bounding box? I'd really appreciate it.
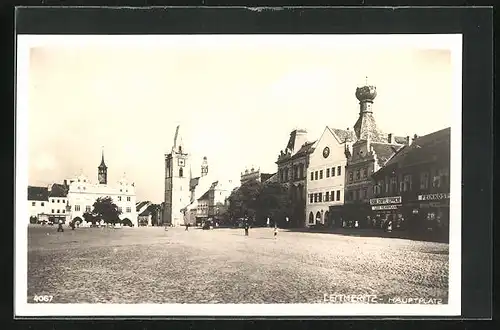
[15,33,462,317]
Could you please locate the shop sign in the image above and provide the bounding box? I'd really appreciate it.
[372,204,401,211]
[418,193,450,201]
[369,196,402,205]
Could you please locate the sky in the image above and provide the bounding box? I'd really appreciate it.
[24,35,455,203]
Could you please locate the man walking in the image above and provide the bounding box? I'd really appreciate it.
[244,219,249,236]
[274,223,278,239]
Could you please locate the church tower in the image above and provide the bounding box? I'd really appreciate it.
[98,148,107,185]
[163,125,191,226]
[201,156,208,177]
[353,78,387,143]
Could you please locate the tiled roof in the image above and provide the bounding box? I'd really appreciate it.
[48,183,68,198]
[136,201,150,212]
[330,128,357,143]
[353,113,387,143]
[290,141,316,160]
[198,190,210,201]
[139,209,151,217]
[371,143,403,168]
[190,177,200,191]
[382,127,451,170]
[28,186,49,201]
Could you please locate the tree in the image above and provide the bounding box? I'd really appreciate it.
[255,182,293,227]
[83,212,99,226]
[227,179,262,224]
[92,196,122,225]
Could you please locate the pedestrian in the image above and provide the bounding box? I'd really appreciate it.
[70,221,75,230]
[185,223,189,231]
[274,224,278,239]
[57,219,64,232]
[266,217,270,227]
[244,220,249,236]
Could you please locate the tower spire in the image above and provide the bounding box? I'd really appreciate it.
[98,146,108,185]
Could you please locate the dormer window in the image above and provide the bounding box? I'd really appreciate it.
[179,146,182,153]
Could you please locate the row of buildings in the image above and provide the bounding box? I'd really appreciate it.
[27,151,140,227]
[254,82,451,236]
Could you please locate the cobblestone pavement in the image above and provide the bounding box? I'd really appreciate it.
[27,225,449,304]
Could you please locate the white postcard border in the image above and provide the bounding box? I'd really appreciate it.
[15,34,462,317]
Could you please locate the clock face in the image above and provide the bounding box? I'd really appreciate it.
[178,158,185,167]
[323,146,330,158]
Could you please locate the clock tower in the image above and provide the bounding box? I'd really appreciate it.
[163,125,191,226]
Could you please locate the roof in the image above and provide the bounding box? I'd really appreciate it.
[139,209,152,217]
[394,136,408,144]
[136,201,150,212]
[290,141,316,160]
[197,190,210,201]
[330,128,357,143]
[28,186,49,201]
[370,143,404,168]
[381,127,451,170]
[260,173,274,182]
[48,183,68,198]
[264,173,278,184]
[353,113,387,143]
[190,177,200,191]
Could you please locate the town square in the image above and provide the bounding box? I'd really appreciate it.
[28,224,449,304]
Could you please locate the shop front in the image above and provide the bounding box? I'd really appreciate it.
[369,196,406,230]
[407,193,450,240]
[328,205,344,228]
[342,203,371,228]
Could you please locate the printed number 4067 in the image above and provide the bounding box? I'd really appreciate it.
[33,295,53,303]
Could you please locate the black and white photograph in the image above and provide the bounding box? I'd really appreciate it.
[15,31,462,317]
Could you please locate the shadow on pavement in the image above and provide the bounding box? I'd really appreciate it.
[282,228,449,243]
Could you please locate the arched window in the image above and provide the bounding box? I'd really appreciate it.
[315,211,321,221]
[309,212,314,224]
[179,168,183,177]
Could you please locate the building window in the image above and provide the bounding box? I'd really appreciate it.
[315,171,318,180]
[337,166,341,176]
[330,191,334,201]
[349,172,353,183]
[326,168,330,177]
[309,194,313,204]
[363,187,368,199]
[319,170,323,179]
[31,202,36,206]
[362,168,367,178]
[41,202,44,206]
[318,193,322,202]
[118,207,123,213]
[300,165,304,179]
[86,205,91,213]
[179,168,184,177]
[127,197,131,202]
[390,177,398,194]
[126,207,131,213]
[51,209,54,213]
[52,199,55,203]
[325,191,330,201]
[332,167,336,177]
[118,196,122,201]
[432,170,441,188]
[310,172,314,181]
[420,172,429,189]
[356,169,360,180]
[57,209,60,213]
[62,210,65,213]
[439,168,449,188]
[336,190,341,201]
[348,191,353,201]
[314,193,318,203]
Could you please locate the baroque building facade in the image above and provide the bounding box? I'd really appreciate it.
[342,83,408,227]
[276,129,315,227]
[370,127,451,241]
[66,151,138,227]
[306,126,356,227]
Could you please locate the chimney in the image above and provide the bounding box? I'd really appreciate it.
[406,136,411,145]
[64,179,68,187]
[388,133,393,144]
